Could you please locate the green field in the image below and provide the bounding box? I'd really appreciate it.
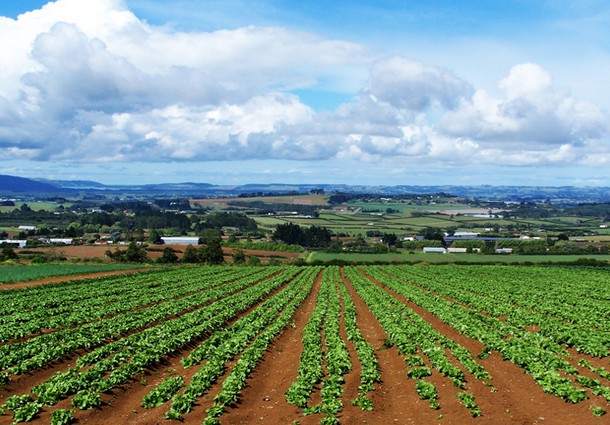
[0,263,149,284]
[0,201,70,213]
[255,207,608,238]
[308,251,610,264]
[0,264,609,424]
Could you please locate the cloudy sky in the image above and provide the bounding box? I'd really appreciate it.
[1,0,609,186]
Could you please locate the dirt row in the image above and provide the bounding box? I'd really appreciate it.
[1,267,607,424]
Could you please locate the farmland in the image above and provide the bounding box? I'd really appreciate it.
[0,264,148,286]
[1,264,610,424]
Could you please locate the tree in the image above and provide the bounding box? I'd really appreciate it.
[445,226,457,237]
[303,225,332,248]
[200,238,224,264]
[273,223,304,245]
[125,241,147,262]
[420,227,445,246]
[159,246,178,263]
[64,222,83,237]
[0,244,17,261]
[233,249,246,265]
[381,233,398,247]
[182,245,200,263]
[203,212,258,232]
[199,228,222,245]
[148,230,163,244]
[247,255,261,266]
[273,223,332,248]
[481,240,496,254]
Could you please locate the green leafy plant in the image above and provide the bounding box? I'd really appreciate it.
[71,389,101,410]
[591,406,606,417]
[415,380,440,410]
[456,392,481,417]
[51,409,75,425]
[141,376,184,408]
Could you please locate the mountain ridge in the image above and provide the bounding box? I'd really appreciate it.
[1,174,610,203]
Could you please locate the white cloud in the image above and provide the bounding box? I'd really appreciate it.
[63,93,315,162]
[0,0,609,173]
[439,63,609,151]
[364,56,472,111]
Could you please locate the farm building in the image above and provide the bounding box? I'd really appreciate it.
[450,232,479,238]
[0,240,27,248]
[447,247,468,254]
[18,225,37,231]
[423,247,446,254]
[49,238,73,245]
[161,236,200,245]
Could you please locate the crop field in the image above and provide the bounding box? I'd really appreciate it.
[1,264,610,424]
[0,264,148,285]
[308,251,610,264]
[191,194,329,210]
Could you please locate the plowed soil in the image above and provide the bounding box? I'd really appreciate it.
[24,244,301,263]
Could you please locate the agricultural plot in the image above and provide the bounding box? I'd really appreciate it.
[0,264,146,285]
[1,264,609,424]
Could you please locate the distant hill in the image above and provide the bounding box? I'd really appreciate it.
[41,179,107,189]
[0,174,61,193]
[2,173,610,204]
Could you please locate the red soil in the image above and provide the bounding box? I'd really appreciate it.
[25,244,300,263]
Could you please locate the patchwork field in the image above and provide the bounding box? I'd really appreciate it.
[1,264,609,424]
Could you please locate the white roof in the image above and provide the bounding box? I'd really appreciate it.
[161,237,200,245]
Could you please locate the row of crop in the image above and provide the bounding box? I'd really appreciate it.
[335,269,380,411]
[401,265,610,356]
[0,267,257,342]
[0,266,252,320]
[203,268,318,424]
[165,267,318,420]
[343,267,485,417]
[0,264,143,285]
[0,267,164,316]
[423,265,610,331]
[370,265,589,404]
[285,267,329,410]
[1,267,300,422]
[309,266,352,424]
[73,268,292,369]
[0,267,279,381]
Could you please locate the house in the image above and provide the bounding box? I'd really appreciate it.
[161,237,201,245]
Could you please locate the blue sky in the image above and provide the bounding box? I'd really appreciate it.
[0,0,609,186]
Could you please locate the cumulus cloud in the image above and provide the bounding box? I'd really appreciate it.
[0,0,609,170]
[364,56,472,111]
[440,63,608,148]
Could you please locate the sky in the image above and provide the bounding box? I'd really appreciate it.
[1,0,610,186]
